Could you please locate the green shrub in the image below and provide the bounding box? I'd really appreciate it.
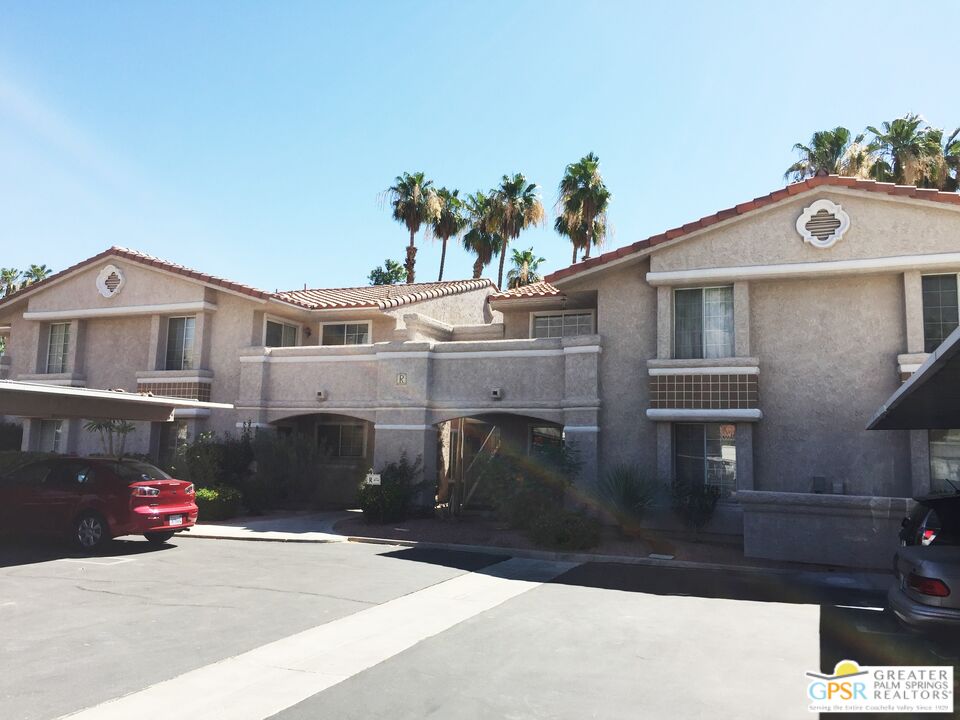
[527,508,601,551]
[358,453,422,524]
[195,485,243,521]
[671,480,722,539]
[598,464,662,530]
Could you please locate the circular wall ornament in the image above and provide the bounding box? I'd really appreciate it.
[96,264,125,298]
[796,199,850,249]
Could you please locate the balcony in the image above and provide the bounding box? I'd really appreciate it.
[646,357,761,421]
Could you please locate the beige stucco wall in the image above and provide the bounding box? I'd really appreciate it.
[751,274,911,496]
[650,190,960,273]
[385,286,495,328]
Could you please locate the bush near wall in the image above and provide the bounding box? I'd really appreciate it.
[357,453,423,524]
[194,486,242,521]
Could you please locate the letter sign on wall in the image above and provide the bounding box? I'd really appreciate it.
[396,373,407,386]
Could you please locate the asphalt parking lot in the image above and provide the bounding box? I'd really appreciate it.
[0,536,955,720]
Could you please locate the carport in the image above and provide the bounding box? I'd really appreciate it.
[869,325,960,430]
[0,380,232,422]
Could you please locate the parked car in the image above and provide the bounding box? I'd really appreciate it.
[0,457,198,551]
[888,494,960,632]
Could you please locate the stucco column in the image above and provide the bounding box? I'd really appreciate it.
[656,286,672,359]
[67,319,85,376]
[21,419,39,451]
[146,314,163,370]
[903,271,925,354]
[655,422,672,487]
[563,427,599,507]
[193,310,214,370]
[909,429,932,496]
[733,281,751,357]
[372,422,438,510]
[735,422,755,491]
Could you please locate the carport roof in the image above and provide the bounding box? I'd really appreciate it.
[868,326,960,430]
[0,380,233,423]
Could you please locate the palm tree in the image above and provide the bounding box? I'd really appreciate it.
[489,174,545,289]
[784,127,873,182]
[506,247,546,289]
[22,264,52,287]
[430,188,468,281]
[942,128,960,192]
[383,172,440,284]
[866,114,943,186]
[0,268,20,297]
[556,152,611,262]
[461,192,502,279]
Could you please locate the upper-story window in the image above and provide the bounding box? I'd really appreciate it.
[265,319,298,348]
[45,322,70,373]
[165,316,195,370]
[922,274,959,353]
[531,311,594,339]
[321,322,370,346]
[674,286,734,359]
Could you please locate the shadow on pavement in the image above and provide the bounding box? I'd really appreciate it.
[378,547,511,572]
[0,535,174,569]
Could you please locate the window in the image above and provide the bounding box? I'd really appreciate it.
[929,429,960,494]
[165,317,196,370]
[922,275,959,353]
[38,419,63,453]
[265,319,298,348]
[531,312,594,339]
[321,322,370,346]
[316,422,366,458]
[674,287,734,359]
[158,421,188,469]
[529,426,563,455]
[674,423,737,496]
[45,322,70,373]
[113,461,172,482]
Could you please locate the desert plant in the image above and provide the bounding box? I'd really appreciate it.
[671,480,722,540]
[527,508,601,550]
[357,453,423,524]
[598,464,662,531]
[194,485,242,521]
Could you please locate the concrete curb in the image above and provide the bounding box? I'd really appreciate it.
[180,532,343,544]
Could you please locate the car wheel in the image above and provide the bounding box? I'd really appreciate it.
[144,531,175,545]
[74,512,109,552]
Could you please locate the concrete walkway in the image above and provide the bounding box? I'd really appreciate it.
[184,511,350,542]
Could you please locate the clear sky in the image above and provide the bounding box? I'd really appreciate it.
[1,1,958,291]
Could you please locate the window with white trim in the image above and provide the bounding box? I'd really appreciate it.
[316,422,366,458]
[674,286,734,359]
[265,319,298,348]
[158,420,188,469]
[321,322,370,346]
[45,322,70,373]
[165,316,196,370]
[531,312,594,339]
[674,423,737,496]
[921,274,959,353]
[38,419,63,453]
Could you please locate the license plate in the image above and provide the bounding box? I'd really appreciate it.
[168,514,184,526]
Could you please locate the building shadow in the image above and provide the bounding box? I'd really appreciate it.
[0,535,174,569]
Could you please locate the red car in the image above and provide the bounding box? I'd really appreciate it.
[0,457,198,550]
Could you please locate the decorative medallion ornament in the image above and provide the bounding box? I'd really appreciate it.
[96,264,125,298]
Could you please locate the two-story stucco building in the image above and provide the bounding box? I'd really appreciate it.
[3,175,960,567]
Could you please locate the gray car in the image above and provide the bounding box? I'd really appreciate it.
[888,495,960,631]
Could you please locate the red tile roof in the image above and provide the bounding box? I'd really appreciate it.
[275,278,494,310]
[488,281,562,301]
[544,175,960,284]
[0,246,494,312]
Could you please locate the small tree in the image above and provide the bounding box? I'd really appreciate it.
[368,259,406,286]
[84,419,136,457]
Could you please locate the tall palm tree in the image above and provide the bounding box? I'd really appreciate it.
[942,128,960,192]
[506,247,546,289]
[383,172,440,284]
[784,127,873,182]
[461,192,502,279]
[22,264,52,288]
[866,114,943,186]
[556,152,611,263]
[489,174,545,289]
[0,268,21,297]
[430,188,468,281]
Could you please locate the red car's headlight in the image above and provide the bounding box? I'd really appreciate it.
[131,486,160,497]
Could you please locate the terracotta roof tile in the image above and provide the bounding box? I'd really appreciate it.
[488,281,562,301]
[545,175,960,284]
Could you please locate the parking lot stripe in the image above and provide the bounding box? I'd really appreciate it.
[56,557,576,720]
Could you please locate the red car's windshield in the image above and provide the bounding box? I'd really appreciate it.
[110,462,172,482]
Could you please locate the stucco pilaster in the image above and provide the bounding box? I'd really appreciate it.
[68,319,85,376]
[372,418,438,509]
[657,286,672,359]
[909,429,932,496]
[194,311,213,370]
[903,271,924,354]
[735,422,755,491]
[733,281,750,357]
[147,314,162,370]
[655,422,672,485]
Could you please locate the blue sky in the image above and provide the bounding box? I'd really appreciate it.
[1,1,959,291]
